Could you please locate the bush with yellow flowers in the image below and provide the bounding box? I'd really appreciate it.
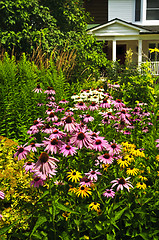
[0,137,41,239]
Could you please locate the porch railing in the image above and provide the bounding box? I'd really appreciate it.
[142,61,159,75]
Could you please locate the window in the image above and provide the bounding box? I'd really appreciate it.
[149,43,159,61]
[146,0,159,20]
[135,0,141,21]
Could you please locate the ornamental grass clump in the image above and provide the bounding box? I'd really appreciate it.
[1,84,159,239]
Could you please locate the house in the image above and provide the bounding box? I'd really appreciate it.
[84,0,159,74]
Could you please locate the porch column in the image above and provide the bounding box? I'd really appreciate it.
[112,39,116,61]
[138,39,142,66]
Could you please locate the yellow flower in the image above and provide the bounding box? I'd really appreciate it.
[67,169,82,183]
[89,202,100,211]
[76,185,92,198]
[156,155,159,161]
[84,236,89,240]
[62,211,71,221]
[136,182,147,190]
[117,157,130,168]
[68,187,77,194]
[102,164,109,171]
[157,171,159,176]
[138,175,148,181]
[126,168,139,176]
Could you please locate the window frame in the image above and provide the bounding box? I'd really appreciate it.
[134,0,159,25]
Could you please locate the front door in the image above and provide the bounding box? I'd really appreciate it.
[116,44,126,64]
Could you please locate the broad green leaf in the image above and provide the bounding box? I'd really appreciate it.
[56,202,79,214]
[30,216,47,237]
[114,207,127,221]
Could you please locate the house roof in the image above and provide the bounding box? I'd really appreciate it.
[87,18,150,32]
[87,18,159,35]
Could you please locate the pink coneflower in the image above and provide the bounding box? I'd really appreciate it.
[98,153,114,164]
[33,84,43,93]
[103,189,115,198]
[25,142,41,152]
[37,103,44,107]
[83,114,94,123]
[29,118,44,130]
[64,109,74,116]
[46,101,57,108]
[49,128,66,139]
[30,176,45,188]
[101,111,115,120]
[55,106,64,113]
[42,138,63,155]
[63,115,77,133]
[44,87,56,95]
[46,108,53,115]
[59,144,77,157]
[89,131,100,140]
[113,99,125,110]
[110,177,133,192]
[0,191,5,199]
[74,101,88,111]
[41,123,53,134]
[107,140,122,155]
[123,130,131,135]
[85,169,102,181]
[79,177,93,187]
[93,136,108,151]
[70,130,93,149]
[54,180,65,185]
[46,112,58,122]
[0,214,3,220]
[116,108,131,122]
[89,102,99,111]
[47,94,55,101]
[23,162,35,173]
[100,98,111,108]
[142,127,149,133]
[59,99,69,104]
[14,144,30,160]
[34,152,59,178]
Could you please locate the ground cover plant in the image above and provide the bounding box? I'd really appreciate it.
[1,76,159,240]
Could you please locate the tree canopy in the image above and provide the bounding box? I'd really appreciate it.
[0,0,108,82]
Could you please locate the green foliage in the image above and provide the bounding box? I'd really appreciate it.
[0,0,61,55]
[104,61,155,106]
[0,53,70,141]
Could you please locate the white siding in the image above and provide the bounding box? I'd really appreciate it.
[108,0,134,22]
